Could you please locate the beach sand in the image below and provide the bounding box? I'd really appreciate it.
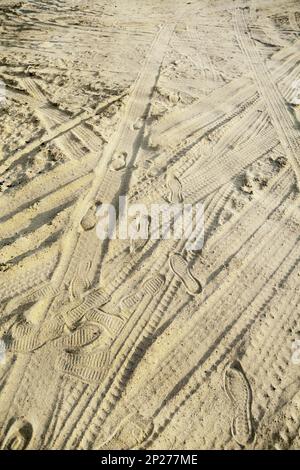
[0,0,299,450]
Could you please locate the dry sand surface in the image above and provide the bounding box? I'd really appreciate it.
[0,0,300,450]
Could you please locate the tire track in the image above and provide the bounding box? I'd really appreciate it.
[234,7,300,184]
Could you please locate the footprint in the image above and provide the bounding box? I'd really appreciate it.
[223,360,254,447]
[166,172,183,203]
[1,418,33,450]
[69,261,92,301]
[63,287,110,329]
[56,347,110,383]
[85,309,124,337]
[7,315,64,353]
[120,273,165,311]
[61,298,87,329]
[169,253,202,295]
[142,273,165,296]
[59,323,103,350]
[5,288,110,353]
[111,152,127,171]
[96,412,154,450]
[120,292,142,310]
[80,205,97,231]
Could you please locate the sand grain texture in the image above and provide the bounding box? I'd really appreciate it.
[0,0,300,450]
